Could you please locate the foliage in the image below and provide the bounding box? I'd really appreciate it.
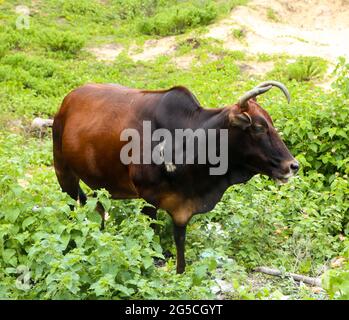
[269,84,349,178]
[232,28,246,40]
[323,245,349,299]
[332,56,349,98]
[40,30,85,56]
[138,0,247,36]
[138,1,218,36]
[271,56,328,82]
[266,8,280,22]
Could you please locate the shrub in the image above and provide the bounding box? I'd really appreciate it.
[323,244,349,299]
[209,172,349,270]
[332,57,349,98]
[0,136,216,299]
[266,8,280,22]
[270,56,328,82]
[287,57,328,81]
[61,0,118,24]
[40,30,85,56]
[111,0,165,20]
[232,28,246,40]
[138,1,217,36]
[262,84,349,180]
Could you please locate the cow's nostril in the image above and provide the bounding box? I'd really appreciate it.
[290,161,299,172]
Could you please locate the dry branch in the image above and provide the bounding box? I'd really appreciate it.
[254,266,322,287]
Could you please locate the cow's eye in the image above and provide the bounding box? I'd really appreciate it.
[252,124,266,134]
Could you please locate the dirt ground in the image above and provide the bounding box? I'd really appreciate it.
[209,0,349,62]
[88,0,349,69]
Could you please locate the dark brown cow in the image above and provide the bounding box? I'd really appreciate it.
[53,81,299,273]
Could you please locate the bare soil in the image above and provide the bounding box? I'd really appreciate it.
[88,0,349,73]
[206,0,349,62]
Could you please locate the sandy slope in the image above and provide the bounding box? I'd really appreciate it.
[88,0,349,66]
[206,0,349,62]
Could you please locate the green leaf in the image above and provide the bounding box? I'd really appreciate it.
[22,217,36,229]
[143,256,153,269]
[5,208,20,223]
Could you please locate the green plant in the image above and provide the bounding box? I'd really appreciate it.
[232,28,246,40]
[138,1,217,36]
[266,8,280,22]
[332,56,349,98]
[323,246,349,299]
[40,30,85,56]
[280,57,328,81]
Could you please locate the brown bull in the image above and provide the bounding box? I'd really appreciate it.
[53,81,299,273]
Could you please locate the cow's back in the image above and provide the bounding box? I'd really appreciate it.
[53,84,160,198]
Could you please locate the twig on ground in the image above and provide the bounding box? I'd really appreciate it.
[254,266,322,287]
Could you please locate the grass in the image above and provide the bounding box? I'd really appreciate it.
[269,56,329,82]
[232,28,246,41]
[137,0,248,36]
[266,8,280,22]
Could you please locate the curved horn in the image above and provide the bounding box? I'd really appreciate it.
[238,81,291,110]
[257,81,291,103]
[238,85,273,110]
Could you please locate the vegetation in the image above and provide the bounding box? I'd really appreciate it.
[270,56,329,82]
[137,0,247,36]
[138,1,217,36]
[232,28,246,41]
[0,0,348,300]
[266,8,280,22]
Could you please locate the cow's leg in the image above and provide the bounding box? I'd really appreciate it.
[78,186,87,206]
[91,192,106,230]
[173,223,187,274]
[142,206,158,232]
[54,164,80,211]
[170,209,192,274]
[95,201,106,230]
[142,205,157,220]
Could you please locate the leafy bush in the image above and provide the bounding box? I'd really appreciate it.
[0,133,219,299]
[209,172,349,270]
[232,28,246,40]
[323,245,349,299]
[40,30,85,56]
[138,1,218,36]
[263,82,349,179]
[62,0,103,16]
[111,0,166,20]
[266,8,280,22]
[332,57,349,98]
[0,27,30,52]
[61,0,118,24]
[137,0,247,35]
[271,56,328,82]
[0,53,68,98]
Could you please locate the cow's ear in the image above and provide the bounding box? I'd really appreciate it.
[229,112,252,129]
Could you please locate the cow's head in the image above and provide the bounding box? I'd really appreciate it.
[229,81,299,183]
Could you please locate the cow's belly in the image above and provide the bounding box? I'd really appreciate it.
[62,135,139,199]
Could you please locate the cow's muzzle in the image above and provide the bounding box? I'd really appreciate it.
[274,159,299,183]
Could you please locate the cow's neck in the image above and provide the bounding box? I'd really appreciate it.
[174,106,255,213]
[196,106,230,130]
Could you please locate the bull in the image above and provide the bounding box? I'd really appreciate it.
[52,81,299,273]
